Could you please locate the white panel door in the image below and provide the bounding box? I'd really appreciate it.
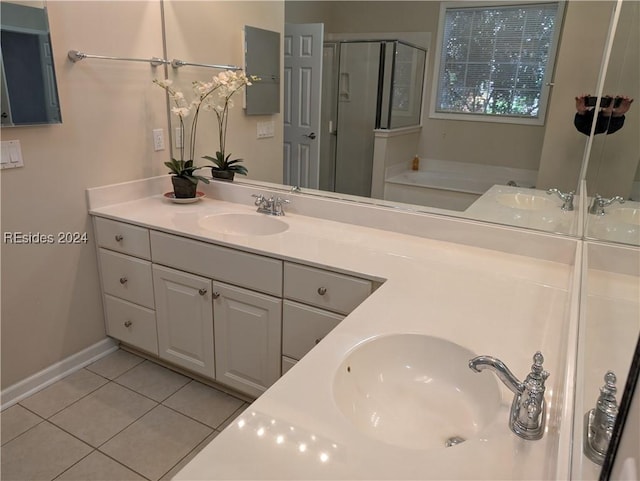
[213,281,282,398]
[283,23,323,189]
[153,265,215,378]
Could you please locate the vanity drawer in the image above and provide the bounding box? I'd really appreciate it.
[282,301,343,360]
[283,263,372,314]
[104,295,158,355]
[150,231,282,296]
[94,217,151,260]
[99,249,154,309]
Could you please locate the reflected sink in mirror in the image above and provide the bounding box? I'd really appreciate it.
[586,200,640,245]
[198,213,288,236]
[333,334,502,450]
[495,193,554,211]
[609,207,640,226]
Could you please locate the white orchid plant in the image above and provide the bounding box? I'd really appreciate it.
[201,70,254,176]
[153,70,254,182]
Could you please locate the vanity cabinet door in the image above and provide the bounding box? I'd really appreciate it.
[153,265,215,378]
[213,281,282,398]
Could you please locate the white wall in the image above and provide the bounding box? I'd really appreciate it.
[0,0,284,390]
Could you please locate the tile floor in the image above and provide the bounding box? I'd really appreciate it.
[1,349,250,481]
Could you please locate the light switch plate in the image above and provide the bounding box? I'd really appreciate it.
[257,120,275,139]
[1,140,24,169]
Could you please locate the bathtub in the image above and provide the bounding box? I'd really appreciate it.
[383,160,537,211]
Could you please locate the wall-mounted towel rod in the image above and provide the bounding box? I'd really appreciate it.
[67,50,168,67]
[170,59,241,71]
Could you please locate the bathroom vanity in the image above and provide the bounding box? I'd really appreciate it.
[88,176,588,480]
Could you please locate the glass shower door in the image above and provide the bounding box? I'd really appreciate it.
[334,42,382,198]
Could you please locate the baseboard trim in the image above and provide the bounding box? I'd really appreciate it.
[1,338,118,411]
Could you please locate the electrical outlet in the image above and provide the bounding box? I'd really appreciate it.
[152,129,165,151]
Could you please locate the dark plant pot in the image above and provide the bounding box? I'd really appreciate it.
[211,169,235,182]
[171,176,198,198]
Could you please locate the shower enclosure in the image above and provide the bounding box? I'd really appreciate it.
[320,40,426,197]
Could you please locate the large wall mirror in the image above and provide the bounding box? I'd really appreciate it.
[584,0,639,247]
[160,0,618,239]
[0,0,61,126]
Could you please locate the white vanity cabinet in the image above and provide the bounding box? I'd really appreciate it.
[94,218,159,356]
[281,262,373,371]
[150,231,283,397]
[94,216,375,397]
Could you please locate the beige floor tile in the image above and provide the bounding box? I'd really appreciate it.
[56,450,146,481]
[86,349,144,380]
[1,421,92,481]
[217,403,250,431]
[50,382,156,448]
[1,404,43,446]
[115,360,190,402]
[19,369,108,419]
[100,405,212,481]
[159,431,219,480]
[163,381,245,429]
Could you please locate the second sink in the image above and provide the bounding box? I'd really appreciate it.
[333,334,502,450]
[198,213,289,236]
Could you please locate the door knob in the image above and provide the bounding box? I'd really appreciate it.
[303,132,316,140]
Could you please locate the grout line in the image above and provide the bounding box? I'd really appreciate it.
[50,448,96,481]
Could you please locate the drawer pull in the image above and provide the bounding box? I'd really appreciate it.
[119,277,128,284]
[115,234,124,242]
[212,292,221,299]
[124,320,132,328]
[317,287,327,296]
[198,288,208,296]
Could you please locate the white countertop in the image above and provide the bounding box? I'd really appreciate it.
[90,187,577,480]
[465,185,578,237]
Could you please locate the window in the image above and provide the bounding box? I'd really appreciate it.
[432,2,563,124]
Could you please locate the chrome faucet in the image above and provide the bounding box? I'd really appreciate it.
[547,188,575,211]
[584,371,618,465]
[589,194,625,215]
[469,351,549,440]
[252,194,290,216]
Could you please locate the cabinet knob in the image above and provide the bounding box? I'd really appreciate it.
[317,287,327,296]
[115,234,124,242]
[198,288,207,296]
[212,292,220,299]
[124,320,132,328]
[119,277,128,284]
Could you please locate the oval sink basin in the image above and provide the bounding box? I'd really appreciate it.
[198,213,288,236]
[495,193,554,210]
[333,334,501,450]
[609,207,640,226]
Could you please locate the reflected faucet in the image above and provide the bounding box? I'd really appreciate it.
[584,371,618,465]
[469,352,549,440]
[547,188,575,211]
[588,194,625,215]
[252,194,290,216]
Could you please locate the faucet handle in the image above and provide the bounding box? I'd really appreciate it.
[525,351,549,389]
[251,193,265,205]
[546,188,575,211]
